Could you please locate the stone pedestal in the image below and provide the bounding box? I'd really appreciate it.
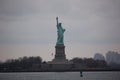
[47,43,73,70]
[53,44,66,62]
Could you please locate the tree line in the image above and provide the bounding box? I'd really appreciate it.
[0,56,42,71]
[70,57,107,68]
[0,56,108,72]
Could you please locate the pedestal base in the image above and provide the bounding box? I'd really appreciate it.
[54,44,66,60]
[47,44,73,70]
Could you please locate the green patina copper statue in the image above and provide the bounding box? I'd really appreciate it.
[56,17,65,45]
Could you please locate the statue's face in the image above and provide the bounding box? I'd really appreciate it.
[59,23,61,26]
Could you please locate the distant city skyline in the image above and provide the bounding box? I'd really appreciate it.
[0,0,120,61]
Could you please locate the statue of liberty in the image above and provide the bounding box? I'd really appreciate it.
[56,17,65,45]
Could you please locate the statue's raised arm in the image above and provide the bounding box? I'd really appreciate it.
[56,17,58,26]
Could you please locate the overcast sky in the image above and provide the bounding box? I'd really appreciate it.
[0,0,120,61]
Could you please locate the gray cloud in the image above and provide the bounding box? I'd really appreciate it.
[0,0,71,16]
[0,0,120,45]
[0,0,120,61]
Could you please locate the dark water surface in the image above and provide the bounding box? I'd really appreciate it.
[0,72,120,80]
